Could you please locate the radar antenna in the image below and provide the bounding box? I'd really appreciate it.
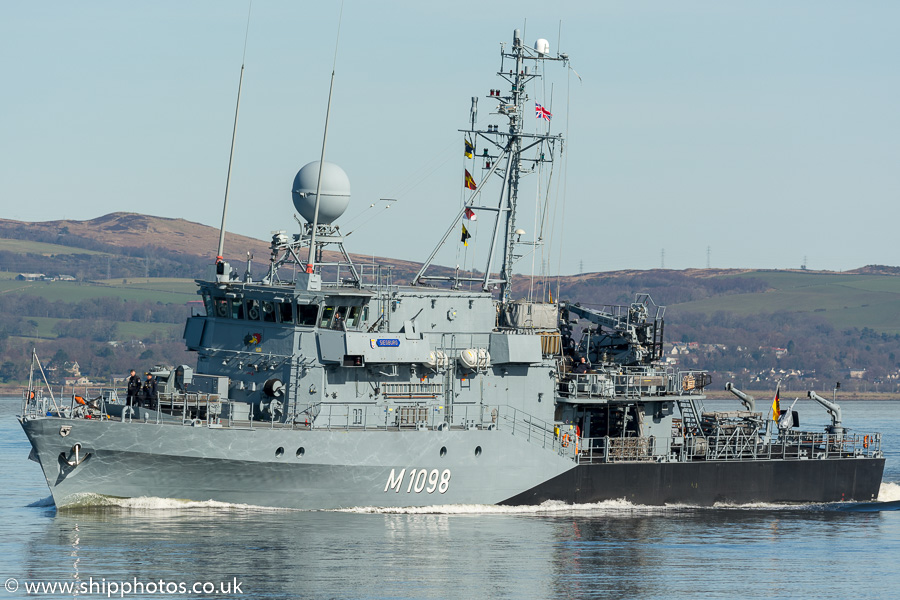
[412,30,568,302]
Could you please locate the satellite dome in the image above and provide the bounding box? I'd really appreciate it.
[291,161,351,225]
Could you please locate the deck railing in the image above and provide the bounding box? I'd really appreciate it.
[574,431,882,464]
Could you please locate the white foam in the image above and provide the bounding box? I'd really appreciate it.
[56,493,291,512]
[877,481,900,502]
[338,499,681,515]
[710,501,818,510]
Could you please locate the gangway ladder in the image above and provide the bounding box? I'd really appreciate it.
[676,397,705,437]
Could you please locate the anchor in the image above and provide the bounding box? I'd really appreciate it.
[59,443,91,467]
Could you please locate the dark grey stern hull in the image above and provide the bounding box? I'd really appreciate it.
[501,458,886,505]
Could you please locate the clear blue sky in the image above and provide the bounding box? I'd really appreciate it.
[2,1,898,274]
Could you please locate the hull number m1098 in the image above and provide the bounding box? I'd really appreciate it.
[384,468,451,494]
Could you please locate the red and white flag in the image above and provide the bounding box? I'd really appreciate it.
[535,102,552,121]
[464,207,477,221]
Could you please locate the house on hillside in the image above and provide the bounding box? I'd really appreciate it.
[16,273,45,281]
[63,361,81,377]
[850,369,867,379]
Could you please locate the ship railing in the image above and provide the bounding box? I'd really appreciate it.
[772,430,882,460]
[314,262,398,293]
[23,384,123,420]
[574,430,883,464]
[22,387,54,417]
[301,401,571,453]
[155,392,227,426]
[562,366,691,400]
[307,401,494,432]
[493,405,571,456]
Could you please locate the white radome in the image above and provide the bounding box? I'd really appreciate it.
[292,161,351,225]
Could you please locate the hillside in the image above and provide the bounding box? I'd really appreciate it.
[0,212,426,281]
[1,212,900,390]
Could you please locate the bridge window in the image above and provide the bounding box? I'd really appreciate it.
[262,301,277,323]
[297,304,318,327]
[201,292,213,316]
[348,306,362,328]
[332,306,348,330]
[246,299,261,320]
[213,297,230,318]
[279,302,293,323]
[230,298,244,319]
[320,306,335,328]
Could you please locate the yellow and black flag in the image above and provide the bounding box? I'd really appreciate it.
[461,224,471,246]
[464,137,474,159]
[771,384,781,422]
[464,169,477,190]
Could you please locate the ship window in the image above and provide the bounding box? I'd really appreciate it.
[279,302,293,323]
[246,299,261,320]
[231,298,244,319]
[347,306,361,328]
[362,306,369,323]
[297,304,318,327]
[332,306,348,330]
[320,306,335,328]
[201,292,213,316]
[214,297,230,319]
[262,301,277,323]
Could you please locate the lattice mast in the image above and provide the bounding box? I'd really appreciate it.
[413,30,568,302]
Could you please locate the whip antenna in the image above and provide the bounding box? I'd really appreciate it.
[215,1,253,263]
[305,1,345,274]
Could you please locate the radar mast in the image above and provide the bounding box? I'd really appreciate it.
[413,29,568,303]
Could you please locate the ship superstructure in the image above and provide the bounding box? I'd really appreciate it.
[19,30,884,509]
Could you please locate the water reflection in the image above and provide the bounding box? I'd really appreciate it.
[12,503,895,600]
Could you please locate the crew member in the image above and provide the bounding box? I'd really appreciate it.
[573,356,590,374]
[126,369,141,407]
[141,372,157,410]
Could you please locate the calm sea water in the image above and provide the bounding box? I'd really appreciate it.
[2,396,898,600]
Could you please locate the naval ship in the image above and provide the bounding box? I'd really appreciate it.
[20,30,884,509]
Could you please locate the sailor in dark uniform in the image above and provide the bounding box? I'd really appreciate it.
[141,372,157,410]
[126,369,141,407]
[573,356,590,374]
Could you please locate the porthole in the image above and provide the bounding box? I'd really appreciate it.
[296,447,305,458]
[275,447,285,458]
[475,446,482,457]
[440,446,447,457]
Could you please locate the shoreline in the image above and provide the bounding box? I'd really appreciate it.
[701,389,899,401]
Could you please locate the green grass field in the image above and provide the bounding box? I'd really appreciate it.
[0,238,109,256]
[0,277,197,303]
[16,316,179,341]
[672,271,900,334]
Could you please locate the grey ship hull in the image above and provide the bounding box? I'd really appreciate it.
[20,415,884,509]
[19,415,573,509]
